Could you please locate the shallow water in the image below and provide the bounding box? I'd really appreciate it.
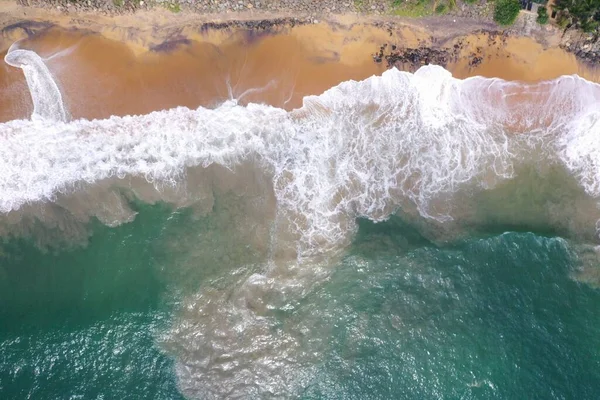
[1,25,600,399]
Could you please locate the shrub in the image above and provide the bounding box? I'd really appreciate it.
[556,11,571,29]
[494,0,521,25]
[581,19,599,33]
[464,0,478,4]
[537,6,549,24]
[436,3,447,13]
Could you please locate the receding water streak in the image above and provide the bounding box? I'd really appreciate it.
[4,45,67,122]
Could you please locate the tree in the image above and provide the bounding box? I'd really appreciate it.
[553,0,600,33]
[537,5,549,24]
[494,0,521,25]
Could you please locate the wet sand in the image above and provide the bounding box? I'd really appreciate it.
[1,7,599,122]
[0,23,391,121]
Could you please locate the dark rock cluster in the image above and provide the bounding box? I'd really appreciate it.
[197,17,309,31]
[562,37,600,64]
[373,29,511,71]
[375,44,453,70]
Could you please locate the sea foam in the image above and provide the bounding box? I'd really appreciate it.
[3,47,600,253]
[4,44,68,122]
[5,47,600,400]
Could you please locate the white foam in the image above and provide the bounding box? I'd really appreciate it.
[4,45,68,122]
[556,108,600,198]
[8,48,600,399]
[3,51,600,253]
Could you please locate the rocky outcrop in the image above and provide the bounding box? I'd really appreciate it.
[374,29,508,71]
[561,30,600,64]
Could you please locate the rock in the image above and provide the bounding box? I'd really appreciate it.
[382,46,455,71]
[247,3,253,8]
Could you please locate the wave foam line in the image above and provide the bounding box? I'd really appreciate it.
[3,50,600,252]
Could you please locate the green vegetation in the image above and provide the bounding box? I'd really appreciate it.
[537,5,549,24]
[464,0,478,3]
[354,0,365,11]
[556,10,571,28]
[165,2,181,12]
[391,0,455,17]
[493,0,521,25]
[553,0,600,33]
[111,0,145,8]
[392,0,434,17]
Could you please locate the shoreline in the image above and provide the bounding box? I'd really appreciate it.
[1,0,600,122]
[3,0,600,64]
[0,0,555,49]
[2,2,598,74]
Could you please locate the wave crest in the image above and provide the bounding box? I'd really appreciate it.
[2,52,600,253]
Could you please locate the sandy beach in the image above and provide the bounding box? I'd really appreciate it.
[1,0,599,122]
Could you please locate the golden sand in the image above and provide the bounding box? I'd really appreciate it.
[450,35,600,82]
[1,5,599,122]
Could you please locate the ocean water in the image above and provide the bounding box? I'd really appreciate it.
[1,44,600,399]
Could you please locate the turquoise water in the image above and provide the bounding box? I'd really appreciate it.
[1,203,600,399]
[0,204,185,399]
[3,48,600,398]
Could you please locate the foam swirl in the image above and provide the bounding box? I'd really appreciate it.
[4,45,68,122]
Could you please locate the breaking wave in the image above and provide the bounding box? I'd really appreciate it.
[2,47,600,254]
[4,46,600,400]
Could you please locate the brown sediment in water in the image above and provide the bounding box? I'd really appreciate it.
[1,11,599,122]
